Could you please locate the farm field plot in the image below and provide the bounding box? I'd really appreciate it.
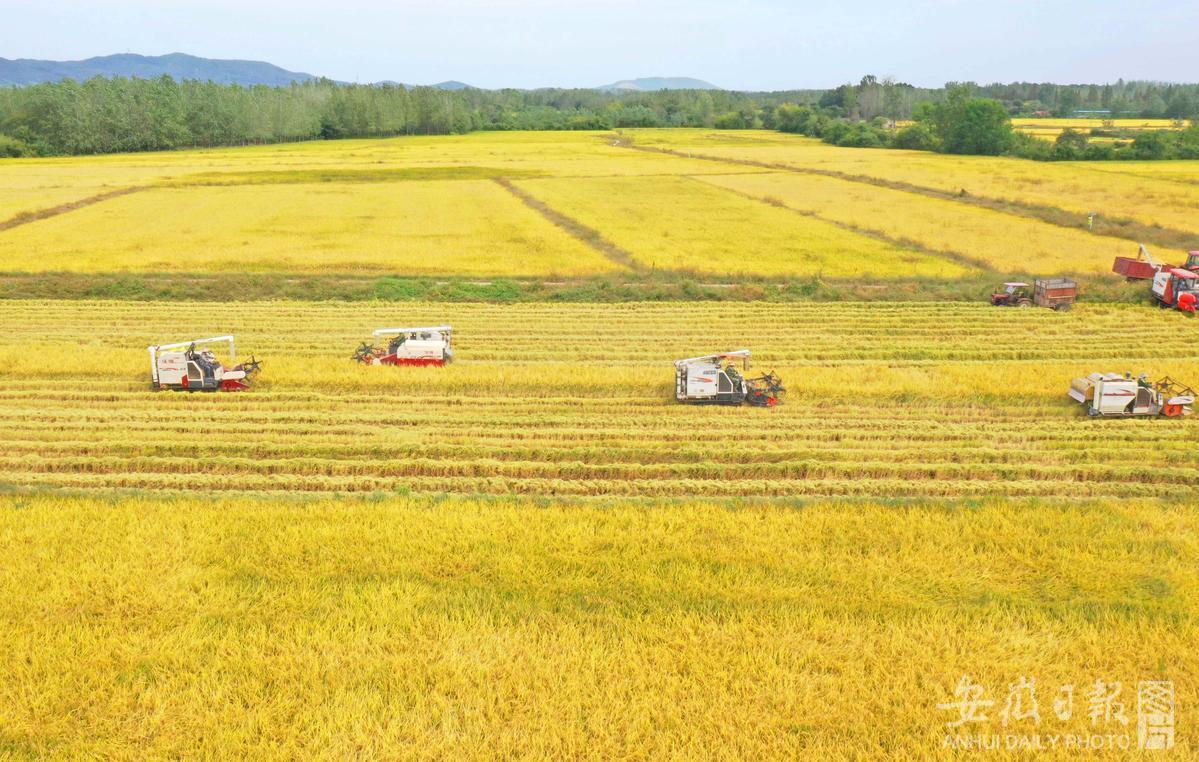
[630,129,1199,238]
[3,129,1195,280]
[0,181,618,275]
[693,171,1133,273]
[1,492,1195,757]
[514,175,968,277]
[2,300,1198,500]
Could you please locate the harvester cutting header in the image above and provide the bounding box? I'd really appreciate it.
[675,350,785,407]
[149,336,261,392]
[353,326,454,366]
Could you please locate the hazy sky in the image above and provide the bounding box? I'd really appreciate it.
[3,0,1196,90]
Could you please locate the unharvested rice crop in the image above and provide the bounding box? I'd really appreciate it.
[513,175,970,277]
[0,493,1194,757]
[1011,117,1190,141]
[2,300,1197,500]
[0,181,618,275]
[695,171,1133,273]
[5,129,1192,280]
[630,129,1199,237]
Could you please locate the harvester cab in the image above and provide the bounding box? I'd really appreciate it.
[1068,372,1195,418]
[990,282,1032,307]
[1151,268,1198,313]
[674,350,785,407]
[353,326,453,366]
[148,335,261,392]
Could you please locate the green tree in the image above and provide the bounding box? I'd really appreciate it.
[927,87,1013,155]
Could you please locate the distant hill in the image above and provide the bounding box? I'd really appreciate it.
[0,53,318,87]
[431,80,472,90]
[596,77,719,92]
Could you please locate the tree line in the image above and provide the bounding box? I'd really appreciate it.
[0,74,1196,158]
[778,84,1199,161]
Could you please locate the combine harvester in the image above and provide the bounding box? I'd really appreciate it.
[353,326,454,366]
[148,336,261,392]
[1068,372,1195,418]
[674,350,785,407]
[1113,244,1199,313]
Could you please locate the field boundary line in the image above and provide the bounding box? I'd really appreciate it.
[0,186,148,233]
[684,175,995,274]
[493,177,642,271]
[613,139,1199,250]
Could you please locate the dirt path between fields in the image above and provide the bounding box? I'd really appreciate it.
[0,186,147,233]
[493,177,642,271]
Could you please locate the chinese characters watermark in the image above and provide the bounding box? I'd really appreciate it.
[938,675,1175,752]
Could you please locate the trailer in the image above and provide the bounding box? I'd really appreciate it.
[674,350,785,407]
[1033,278,1077,311]
[990,279,1076,310]
[352,326,453,366]
[1113,244,1165,280]
[1068,372,1194,418]
[1113,244,1199,280]
[148,336,261,392]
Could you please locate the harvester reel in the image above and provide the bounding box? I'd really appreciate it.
[352,342,377,364]
[241,356,263,376]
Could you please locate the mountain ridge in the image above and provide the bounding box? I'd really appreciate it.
[0,52,320,87]
[596,77,719,92]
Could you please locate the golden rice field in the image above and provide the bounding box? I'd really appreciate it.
[1011,117,1190,141]
[4,130,1199,757]
[2,129,1196,280]
[1,298,1198,757]
[631,129,1199,238]
[3,300,1198,499]
[1,493,1194,758]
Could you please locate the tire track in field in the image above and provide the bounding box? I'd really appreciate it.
[613,139,1199,251]
[493,177,643,271]
[682,175,995,274]
[0,186,147,232]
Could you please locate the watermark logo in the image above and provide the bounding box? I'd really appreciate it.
[938,675,1176,752]
[1138,681,1176,751]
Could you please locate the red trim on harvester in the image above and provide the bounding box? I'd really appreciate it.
[380,356,446,367]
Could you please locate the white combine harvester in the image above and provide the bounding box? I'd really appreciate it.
[1068,372,1194,418]
[352,326,454,366]
[148,336,261,392]
[675,350,785,407]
